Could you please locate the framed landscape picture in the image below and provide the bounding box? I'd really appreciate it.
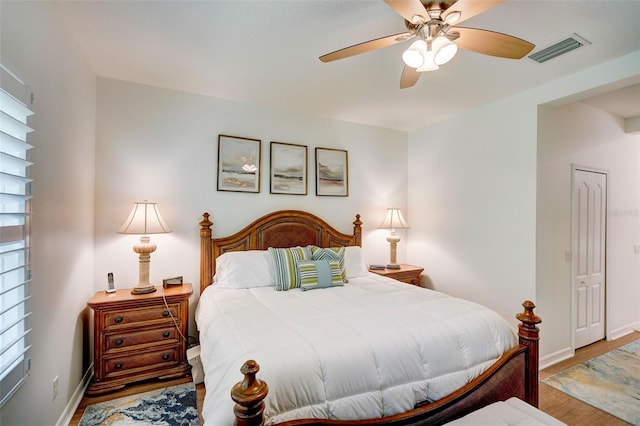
[217,134,261,193]
[315,147,348,196]
[270,142,307,195]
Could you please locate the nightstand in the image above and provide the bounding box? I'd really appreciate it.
[369,264,424,286]
[87,284,193,395]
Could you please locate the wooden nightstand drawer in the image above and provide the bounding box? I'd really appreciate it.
[103,304,179,329]
[104,346,179,378]
[105,326,179,353]
[390,270,421,285]
[87,284,193,395]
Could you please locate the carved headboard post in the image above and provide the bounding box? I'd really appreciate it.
[200,212,214,293]
[353,214,362,246]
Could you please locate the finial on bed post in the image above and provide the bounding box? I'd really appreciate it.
[353,214,362,246]
[516,300,542,407]
[231,360,269,426]
[200,212,214,293]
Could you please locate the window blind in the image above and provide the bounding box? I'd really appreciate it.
[0,63,34,408]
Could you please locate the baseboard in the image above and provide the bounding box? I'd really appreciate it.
[608,322,640,341]
[540,346,574,370]
[55,364,93,426]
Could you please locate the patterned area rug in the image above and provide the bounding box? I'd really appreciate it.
[543,339,640,425]
[79,382,199,426]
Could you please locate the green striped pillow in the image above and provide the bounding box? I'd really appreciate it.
[268,247,309,291]
[297,260,344,291]
[310,246,346,282]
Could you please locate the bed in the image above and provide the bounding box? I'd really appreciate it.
[196,210,541,426]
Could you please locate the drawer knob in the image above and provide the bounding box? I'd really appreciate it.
[162,354,170,361]
[114,316,123,324]
[163,331,170,338]
[115,363,123,369]
[115,338,123,345]
[162,310,170,317]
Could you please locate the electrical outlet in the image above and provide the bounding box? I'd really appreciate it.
[52,376,59,401]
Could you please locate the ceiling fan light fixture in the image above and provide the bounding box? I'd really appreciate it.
[416,49,439,72]
[411,14,427,25]
[402,39,427,68]
[443,11,461,25]
[432,36,458,65]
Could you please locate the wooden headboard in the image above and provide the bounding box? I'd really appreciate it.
[199,210,362,294]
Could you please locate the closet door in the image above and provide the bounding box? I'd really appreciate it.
[572,168,606,349]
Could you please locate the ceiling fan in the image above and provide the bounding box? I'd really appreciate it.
[319,0,535,89]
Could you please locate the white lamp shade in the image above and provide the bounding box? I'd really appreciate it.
[379,208,409,230]
[433,36,458,65]
[402,39,427,68]
[118,201,171,235]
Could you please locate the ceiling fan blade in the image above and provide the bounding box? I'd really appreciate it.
[384,0,428,24]
[320,32,412,63]
[452,27,534,59]
[444,0,503,25]
[400,65,421,89]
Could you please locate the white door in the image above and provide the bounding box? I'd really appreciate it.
[572,168,607,349]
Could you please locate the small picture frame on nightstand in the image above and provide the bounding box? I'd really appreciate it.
[105,272,116,294]
[163,276,183,288]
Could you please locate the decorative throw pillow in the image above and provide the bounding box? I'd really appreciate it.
[268,247,309,291]
[310,246,346,282]
[297,259,344,291]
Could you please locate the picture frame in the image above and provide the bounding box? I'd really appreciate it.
[270,141,308,195]
[217,134,261,193]
[315,147,348,196]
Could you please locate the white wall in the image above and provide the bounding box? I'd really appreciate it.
[94,77,409,331]
[0,2,96,426]
[537,101,640,356]
[407,50,640,361]
[407,95,538,324]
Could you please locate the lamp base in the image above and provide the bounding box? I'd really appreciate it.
[386,264,401,270]
[131,285,157,295]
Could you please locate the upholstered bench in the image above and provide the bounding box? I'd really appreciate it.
[445,397,566,425]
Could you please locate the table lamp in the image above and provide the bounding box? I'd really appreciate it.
[118,201,171,294]
[379,207,409,270]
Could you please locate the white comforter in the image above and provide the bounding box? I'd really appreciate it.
[195,273,518,425]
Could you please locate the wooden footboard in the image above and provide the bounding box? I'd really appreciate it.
[231,301,541,426]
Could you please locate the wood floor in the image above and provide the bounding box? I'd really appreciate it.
[538,330,639,425]
[70,332,639,425]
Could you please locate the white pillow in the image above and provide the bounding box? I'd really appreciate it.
[213,250,274,288]
[343,246,369,278]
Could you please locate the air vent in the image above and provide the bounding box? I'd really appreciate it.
[528,34,591,63]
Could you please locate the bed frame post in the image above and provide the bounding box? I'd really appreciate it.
[353,214,362,246]
[231,360,269,426]
[200,212,214,292]
[516,300,542,407]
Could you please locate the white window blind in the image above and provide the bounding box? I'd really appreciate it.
[0,63,33,408]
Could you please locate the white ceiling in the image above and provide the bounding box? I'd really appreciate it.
[54,0,640,131]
